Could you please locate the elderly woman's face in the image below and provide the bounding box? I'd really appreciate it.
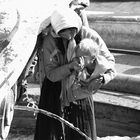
[58,28,77,40]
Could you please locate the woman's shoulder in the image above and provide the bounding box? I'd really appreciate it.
[81,26,100,39]
[42,32,58,52]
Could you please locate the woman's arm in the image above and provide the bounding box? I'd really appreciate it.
[95,32,116,84]
[81,26,116,84]
[42,36,81,82]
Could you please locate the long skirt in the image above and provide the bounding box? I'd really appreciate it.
[63,97,97,140]
[34,77,63,140]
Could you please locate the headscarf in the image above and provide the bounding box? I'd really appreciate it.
[51,6,82,35]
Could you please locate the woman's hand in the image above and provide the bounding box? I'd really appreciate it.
[87,76,104,92]
[68,58,82,71]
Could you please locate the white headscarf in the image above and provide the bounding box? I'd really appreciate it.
[51,6,82,34]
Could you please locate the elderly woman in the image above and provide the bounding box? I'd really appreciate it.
[34,6,116,140]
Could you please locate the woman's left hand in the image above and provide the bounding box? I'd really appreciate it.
[87,76,103,92]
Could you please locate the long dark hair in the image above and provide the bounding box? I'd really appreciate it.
[75,30,82,44]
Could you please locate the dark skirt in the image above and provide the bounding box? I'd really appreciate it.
[63,97,97,140]
[34,77,63,140]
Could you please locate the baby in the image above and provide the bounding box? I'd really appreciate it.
[66,38,113,96]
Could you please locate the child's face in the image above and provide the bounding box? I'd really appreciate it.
[83,56,96,68]
[76,50,96,70]
[76,48,95,65]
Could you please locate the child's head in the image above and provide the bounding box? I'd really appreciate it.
[76,38,99,58]
[75,38,100,69]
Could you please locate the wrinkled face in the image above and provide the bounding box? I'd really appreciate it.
[58,28,77,40]
[76,48,96,67]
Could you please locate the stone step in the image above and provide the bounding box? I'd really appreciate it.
[87,13,140,51]
[17,83,140,110]
[12,88,140,137]
[100,52,140,95]
[102,73,140,95]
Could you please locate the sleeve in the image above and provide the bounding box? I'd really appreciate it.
[82,27,117,84]
[80,10,89,27]
[42,36,72,82]
[94,30,117,84]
